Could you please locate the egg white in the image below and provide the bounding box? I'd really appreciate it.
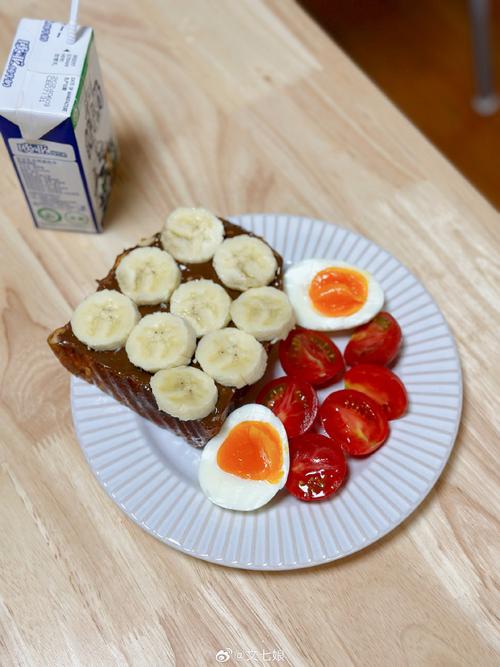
[198,404,289,511]
[284,258,384,331]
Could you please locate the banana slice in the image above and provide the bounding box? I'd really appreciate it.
[195,327,267,388]
[115,246,180,306]
[170,279,231,337]
[125,312,196,372]
[150,366,218,420]
[230,286,295,342]
[161,207,224,263]
[213,234,277,291]
[71,289,140,351]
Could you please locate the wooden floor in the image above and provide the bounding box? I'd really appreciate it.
[300,0,500,209]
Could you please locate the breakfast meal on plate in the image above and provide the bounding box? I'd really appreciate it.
[49,207,410,512]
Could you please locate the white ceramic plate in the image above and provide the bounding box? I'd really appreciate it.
[71,214,462,570]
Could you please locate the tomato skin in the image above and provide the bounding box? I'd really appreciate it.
[344,364,408,420]
[320,389,389,456]
[279,328,345,387]
[344,312,402,367]
[286,433,348,502]
[256,376,318,438]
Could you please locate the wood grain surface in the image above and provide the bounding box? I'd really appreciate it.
[299,0,500,210]
[0,1,499,665]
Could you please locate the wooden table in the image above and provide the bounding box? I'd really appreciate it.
[0,1,498,665]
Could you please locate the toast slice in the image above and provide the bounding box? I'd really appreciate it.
[48,218,283,447]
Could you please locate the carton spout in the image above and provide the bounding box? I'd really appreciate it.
[67,0,80,45]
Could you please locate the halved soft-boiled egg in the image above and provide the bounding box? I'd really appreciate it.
[284,259,384,331]
[198,404,289,511]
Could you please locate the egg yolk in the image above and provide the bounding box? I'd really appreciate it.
[217,421,283,483]
[309,266,368,316]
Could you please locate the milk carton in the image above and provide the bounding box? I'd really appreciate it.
[0,19,117,232]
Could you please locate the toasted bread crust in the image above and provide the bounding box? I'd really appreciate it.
[48,219,283,447]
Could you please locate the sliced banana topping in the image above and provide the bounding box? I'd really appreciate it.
[125,312,196,373]
[213,234,277,291]
[151,366,218,421]
[230,286,295,342]
[170,279,231,337]
[71,289,140,351]
[115,246,180,306]
[161,207,224,264]
[195,327,267,388]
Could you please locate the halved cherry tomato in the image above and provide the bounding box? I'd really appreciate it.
[320,389,389,456]
[256,376,318,438]
[344,312,402,367]
[344,364,408,420]
[286,433,348,502]
[279,328,345,387]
